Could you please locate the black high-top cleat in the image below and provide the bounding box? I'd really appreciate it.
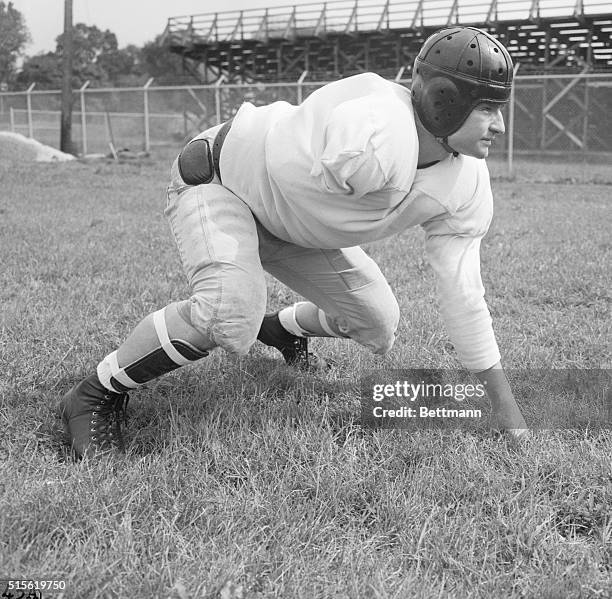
[59,374,129,459]
[257,312,331,371]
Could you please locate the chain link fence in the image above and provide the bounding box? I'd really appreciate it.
[511,74,612,154]
[0,73,611,166]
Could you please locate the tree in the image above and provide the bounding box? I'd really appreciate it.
[140,35,185,84]
[0,1,30,86]
[18,23,147,89]
[17,25,191,90]
[55,23,118,87]
[97,44,146,86]
[16,52,62,89]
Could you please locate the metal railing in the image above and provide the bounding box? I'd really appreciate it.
[165,0,612,44]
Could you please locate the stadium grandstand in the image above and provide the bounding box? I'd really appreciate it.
[163,0,612,83]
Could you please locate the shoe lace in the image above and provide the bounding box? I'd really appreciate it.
[90,393,129,451]
[282,336,309,369]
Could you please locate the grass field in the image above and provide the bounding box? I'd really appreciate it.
[0,151,610,599]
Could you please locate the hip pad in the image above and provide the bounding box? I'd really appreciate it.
[178,138,214,185]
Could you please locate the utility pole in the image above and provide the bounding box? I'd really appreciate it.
[60,0,74,154]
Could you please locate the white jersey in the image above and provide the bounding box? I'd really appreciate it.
[220,73,501,371]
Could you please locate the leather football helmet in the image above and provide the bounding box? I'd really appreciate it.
[411,27,513,139]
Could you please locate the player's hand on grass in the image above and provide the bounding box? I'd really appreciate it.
[474,361,530,443]
[490,406,531,443]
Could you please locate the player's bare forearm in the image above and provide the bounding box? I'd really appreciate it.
[474,361,529,439]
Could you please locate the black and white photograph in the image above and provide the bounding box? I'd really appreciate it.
[1,0,610,597]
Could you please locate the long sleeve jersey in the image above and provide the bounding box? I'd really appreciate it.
[220,73,501,371]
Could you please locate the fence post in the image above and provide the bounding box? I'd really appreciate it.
[508,63,520,176]
[79,80,90,155]
[143,77,154,152]
[297,70,308,104]
[215,76,226,124]
[10,106,14,132]
[26,83,35,138]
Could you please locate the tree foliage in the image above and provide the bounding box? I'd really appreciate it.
[139,35,184,84]
[16,23,191,90]
[15,52,62,89]
[0,1,30,86]
[18,23,148,89]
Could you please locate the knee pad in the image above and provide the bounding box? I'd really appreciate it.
[97,309,208,393]
[211,317,261,356]
[335,298,400,355]
[188,292,266,357]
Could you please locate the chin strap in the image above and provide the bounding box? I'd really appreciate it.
[436,136,459,157]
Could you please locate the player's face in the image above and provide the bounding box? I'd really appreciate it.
[447,103,506,158]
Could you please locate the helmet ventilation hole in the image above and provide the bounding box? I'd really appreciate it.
[447,36,452,40]
[470,44,476,48]
[498,67,504,73]
[467,60,474,66]
[493,47,499,53]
